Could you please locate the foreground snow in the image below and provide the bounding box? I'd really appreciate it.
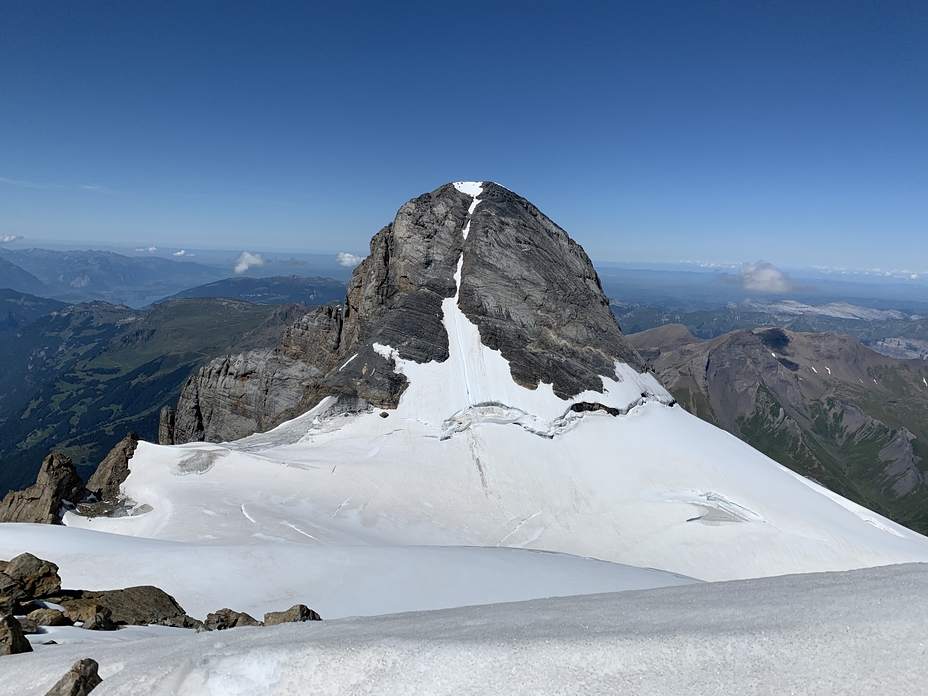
[3,563,926,696]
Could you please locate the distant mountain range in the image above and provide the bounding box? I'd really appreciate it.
[0,254,49,296]
[0,247,227,305]
[0,289,67,339]
[613,300,928,360]
[629,325,928,533]
[162,275,347,305]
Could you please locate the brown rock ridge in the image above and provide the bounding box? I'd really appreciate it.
[629,325,928,533]
[0,433,140,524]
[0,453,87,524]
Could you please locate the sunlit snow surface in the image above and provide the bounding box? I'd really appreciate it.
[3,564,927,696]
[54,180,928,585]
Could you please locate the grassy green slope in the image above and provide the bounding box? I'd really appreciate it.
[0,298,278,493]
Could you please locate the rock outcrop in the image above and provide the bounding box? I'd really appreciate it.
[1,569,30,612]
[204,608,263,630]
[264,603,322,626]
[80,585,190,627]
[5,553,61,598]
[168,182,649,444]
[0,614,32,655]
[28,607,70,627]
[86,432,139,504]
[158,406,176,445]
[0,453,87,524]
[44,658,102,696]
[0,552,204,642]
[167,303,347,444]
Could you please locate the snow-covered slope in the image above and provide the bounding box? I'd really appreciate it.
[4,563,927,696]
[0,524,695,623]
[58,183,928,584]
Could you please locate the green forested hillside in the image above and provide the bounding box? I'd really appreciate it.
[0,298,284,494]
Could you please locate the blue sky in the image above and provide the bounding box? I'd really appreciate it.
[1,0,925,269]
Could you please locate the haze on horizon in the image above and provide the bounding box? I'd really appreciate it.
[1,1,925,270]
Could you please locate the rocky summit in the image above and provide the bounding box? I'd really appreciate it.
[166,182,646,444]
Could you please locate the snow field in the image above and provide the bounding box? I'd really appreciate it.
[0,524,696,623]
[3,563,927,696]
[62,398,928,582]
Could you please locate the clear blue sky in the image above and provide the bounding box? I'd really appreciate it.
[1,0,925,269]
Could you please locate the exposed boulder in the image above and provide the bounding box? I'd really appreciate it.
[264,603,322,626]
[81,612,117,631]
[60,599,111,624]
[5,553,61,598]
[0,614,32,655]
[28,607,71,626]
[16,615,38,634]
[1,570,29,610]
[82,585,190,626]
[158,614,206,630]
[86,432,139,504]
[44,658,103,696]
[0,452,88,524]
[204,608,263,630]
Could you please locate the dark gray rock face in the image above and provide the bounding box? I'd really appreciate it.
[0,452,88,524]
[16,615,39,634]
[158,405,176,445]
[170,303,347,443]
[169,183,649,444]
[44,658,103,696]
[86,432,139,504]
[459,183,646,397]
[263,603,322,626]
[0,614,32,655]
[1,570,29,610]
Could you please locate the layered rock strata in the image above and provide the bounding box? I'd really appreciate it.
[167,182,649,444]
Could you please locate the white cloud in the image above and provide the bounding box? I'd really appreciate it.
[234,251,265,274]
[173,250,194,257]
[0,234,22,244]
[135,246,157,253]
[737,261,795,294]
[337,252,364,268]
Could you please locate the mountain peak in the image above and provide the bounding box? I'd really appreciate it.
[325,181,652,410]
[169,181,662,444]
